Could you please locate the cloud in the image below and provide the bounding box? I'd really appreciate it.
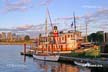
[1,0,32,13]
[0,24,35,33]
[54,8,108,35]
[82,5,102,9]
[0,24,53,37]
[97,8,108,15]
[0,28,16,31]
[39,0,52,6]
[55,8,108,22]
[16,24,34,31]
[55,16,81,21]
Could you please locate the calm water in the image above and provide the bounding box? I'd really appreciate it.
[0,45,106,72]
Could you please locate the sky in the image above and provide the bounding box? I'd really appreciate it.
[0,0,108,37]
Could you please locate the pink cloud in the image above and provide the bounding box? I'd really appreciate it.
[39,0,52,6]
[16,24,34,30]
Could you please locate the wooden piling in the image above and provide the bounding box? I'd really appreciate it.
[24,43,26,54]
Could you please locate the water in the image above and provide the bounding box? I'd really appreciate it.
[0,45,107,72]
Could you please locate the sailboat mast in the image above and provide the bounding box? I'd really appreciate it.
[46,7,54,53]
[45,13,48,36]
[45,7,48,53]
[47,7,53,30]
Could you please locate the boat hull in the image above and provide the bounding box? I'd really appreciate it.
[33,55,59,61]
[74,61,91,67]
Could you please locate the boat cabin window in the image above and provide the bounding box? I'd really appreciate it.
[62,37,64,40]
[71,35,73,37]
[68,35,70,38]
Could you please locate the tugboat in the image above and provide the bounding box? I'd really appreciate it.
[33,11,83,61]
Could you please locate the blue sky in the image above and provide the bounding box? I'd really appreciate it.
[0,0,108,36]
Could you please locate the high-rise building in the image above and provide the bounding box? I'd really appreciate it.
[0,33,2,40]
[7,32,13,41]
[1,32,6,41]
[12,33,17,41]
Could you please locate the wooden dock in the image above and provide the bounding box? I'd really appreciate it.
[59,56,108,67]
[20,51,33,57]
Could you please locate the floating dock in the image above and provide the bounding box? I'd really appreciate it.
[59,56,108,67]
[20,51,33,57]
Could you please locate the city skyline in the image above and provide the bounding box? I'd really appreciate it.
[0,0,108,36]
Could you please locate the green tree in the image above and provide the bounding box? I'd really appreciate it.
[96,32,103,43]
[88,32,103,44]
[24,35,30,41]
[88,33,97,42]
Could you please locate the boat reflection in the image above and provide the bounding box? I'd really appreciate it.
[33,59,91,72]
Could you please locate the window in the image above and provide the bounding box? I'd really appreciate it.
[59,37,61,40]
[61,45,63,51]
[68,35,70,38]
[59,45,61,48]
[71,35,73,37]
[48,46,50,48]
[62,37,64,40]
[53,45,55,48]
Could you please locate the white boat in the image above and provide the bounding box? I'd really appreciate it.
[33,54,59,61]
[74,61,91,67]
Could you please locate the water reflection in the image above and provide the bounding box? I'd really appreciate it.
[33,59,91,72]
[0,45,107,72]
[23,55,26,63]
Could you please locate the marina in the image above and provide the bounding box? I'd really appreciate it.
[0,0,108,72]
[0,45,108,72]
[0,45,90,72]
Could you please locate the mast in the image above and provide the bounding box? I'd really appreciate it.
[85,19,88,42]
[73,12,77,49]
[45,7,48,53]
[47,7,53,30]
[46,7,54,53]
[73,12,76,32]
[47,7,59,53]
[45,11,48,36]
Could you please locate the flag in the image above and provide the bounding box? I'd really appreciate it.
[71,22,73,28]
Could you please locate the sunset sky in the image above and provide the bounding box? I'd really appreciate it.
[0,0,108,37]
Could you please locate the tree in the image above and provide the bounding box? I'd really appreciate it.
[96,32,104,43]
[24,35,30,41]
[88,33,97,42]
[88,32,104,44]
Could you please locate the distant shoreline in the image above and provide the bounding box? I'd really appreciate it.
[0,42,31,45]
